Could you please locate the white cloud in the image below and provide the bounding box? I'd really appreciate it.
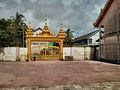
[0,0,107,37]
[13,0,22,4]
[0,2,6,8]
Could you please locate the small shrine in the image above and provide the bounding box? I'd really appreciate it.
[26,19,65,61]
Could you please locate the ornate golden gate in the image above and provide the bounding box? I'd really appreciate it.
[26,20,65,61]
[32,45,60,60]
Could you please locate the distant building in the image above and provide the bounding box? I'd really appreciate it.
[94,0,120,62]
[33,27,42,36]
[31,27,49,48]
[72,30,99,46]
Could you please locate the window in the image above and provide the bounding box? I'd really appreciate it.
[89,39,92,44]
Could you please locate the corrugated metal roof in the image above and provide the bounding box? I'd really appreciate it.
[73,30,99,42]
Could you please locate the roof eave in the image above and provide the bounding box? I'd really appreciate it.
[93,0,114,28]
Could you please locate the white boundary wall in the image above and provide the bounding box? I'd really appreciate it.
[0,47,27,61]
[0,47,95,61]
[63,47,95,60]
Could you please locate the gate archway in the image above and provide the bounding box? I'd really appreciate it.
[26,21,65,61]
[31,45,60,60]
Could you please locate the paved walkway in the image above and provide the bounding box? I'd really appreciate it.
[0,61,120,88]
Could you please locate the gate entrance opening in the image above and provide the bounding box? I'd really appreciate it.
[31,42,60,60]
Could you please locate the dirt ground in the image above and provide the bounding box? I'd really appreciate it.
[0,61,120,88]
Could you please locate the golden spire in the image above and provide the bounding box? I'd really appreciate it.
[58,24,65,38]
[29,22,31,25]
[59,24,64,32]
[27,22,32,31]
[43,18,49,30]
[26,22,32,36]
[42,18,52,36]
[45,18,47,26]
[60,24,62,27]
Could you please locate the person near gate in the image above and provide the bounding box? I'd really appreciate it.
[33,53,37,61]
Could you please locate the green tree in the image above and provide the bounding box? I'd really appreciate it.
[64,28,74,57]
[11,12,27,47]
[0,12,27,47]
[0,18,15,47]
[64,28,74,47]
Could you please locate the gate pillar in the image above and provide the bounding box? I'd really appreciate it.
[26,26,32,61]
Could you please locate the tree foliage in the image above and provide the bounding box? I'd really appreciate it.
[64,28,74,47]
[0,12,27,47]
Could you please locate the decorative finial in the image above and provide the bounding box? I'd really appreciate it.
[28,21,31,27]
[43,17,49,31]
[28,21,32,31]
[28,22,31,28]
[60,24,63,30]
[45,18,47,22]
[29,22,31,25]
[60,24,62,27]
[45,18,47,26]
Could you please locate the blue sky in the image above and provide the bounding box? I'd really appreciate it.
[0,0,107,37]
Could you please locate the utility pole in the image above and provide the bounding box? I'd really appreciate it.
[23,28,24,47]
[99,27,101,60]
[16,29,19,61]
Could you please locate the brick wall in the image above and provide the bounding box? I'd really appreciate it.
[99,0,120,61]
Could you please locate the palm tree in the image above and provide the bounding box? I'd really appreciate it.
[11,12,27,47]
[64,28,74,47]
[0,12,27,47]
[10,12,27,61]
[64,28,74,56]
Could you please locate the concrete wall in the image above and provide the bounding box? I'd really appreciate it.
[0,47,27,61]
[63,47,95,60]
[0,47,96,61]
[0,47,16,61]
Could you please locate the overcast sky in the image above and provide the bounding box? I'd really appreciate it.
[0,0,107,37]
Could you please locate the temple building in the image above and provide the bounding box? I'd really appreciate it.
[94,0,120,63]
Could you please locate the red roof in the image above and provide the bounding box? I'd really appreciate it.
[93,0,114,27]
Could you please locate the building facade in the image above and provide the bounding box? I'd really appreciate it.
[94,0,120,62]
[73,30,99,46]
